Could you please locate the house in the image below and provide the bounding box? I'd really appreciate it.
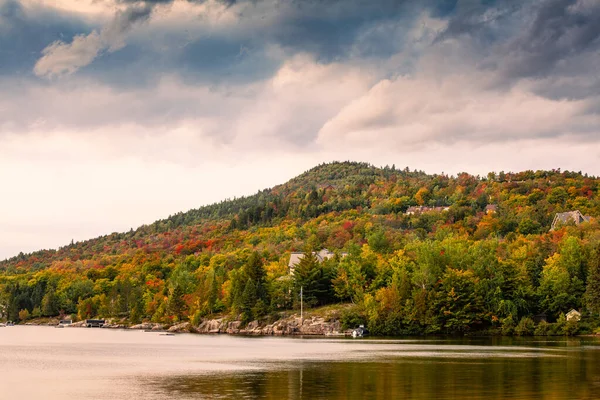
[533,313,547,324]
[485,204,498,214]
[551,210,592,231]
[405,206,450,215]
[566,309,581,322]
[288,248,348,274]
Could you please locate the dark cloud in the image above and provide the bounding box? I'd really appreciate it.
[503,0,600,79]
[0,0,92,76]
[434,0,522,44]
[432,0,600,105]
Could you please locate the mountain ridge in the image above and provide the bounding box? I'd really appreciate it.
[1,161,597,270]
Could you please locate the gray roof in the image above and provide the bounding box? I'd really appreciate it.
[288,249,348,271]
[551,210,592,230]
[485,204,498,212]
[288,253,304,268]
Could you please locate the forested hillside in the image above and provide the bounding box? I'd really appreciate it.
[1,161,600,335]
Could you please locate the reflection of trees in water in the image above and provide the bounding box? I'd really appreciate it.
[151,354,600,400]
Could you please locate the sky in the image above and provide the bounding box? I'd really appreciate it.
[1,0,600,259]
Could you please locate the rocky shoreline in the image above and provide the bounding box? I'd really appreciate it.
[23,314,352,337]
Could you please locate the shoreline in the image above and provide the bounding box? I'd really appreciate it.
[17,317,600,338]
[19,314,353,337]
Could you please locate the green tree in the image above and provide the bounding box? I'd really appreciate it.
[585,247,600,316]
[240,279,257,324]
[168,285,187,321]
[293,251,332,307]
[41,289,59,317]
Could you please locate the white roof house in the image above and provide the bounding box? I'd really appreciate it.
[566,309,581,322]
[288,249,348,274]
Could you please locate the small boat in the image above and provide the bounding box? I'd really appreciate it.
[351,325,369,338]
[6,321,14,327]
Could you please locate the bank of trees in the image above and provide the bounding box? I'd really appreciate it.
[1,163,600,335]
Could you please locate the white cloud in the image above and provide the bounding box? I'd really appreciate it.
[33,2,157,77]
[33,31,103,77]
[317,66,600,151]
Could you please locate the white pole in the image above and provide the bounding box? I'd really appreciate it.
[300,286,303,324]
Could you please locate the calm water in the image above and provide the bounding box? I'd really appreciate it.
[1,326,600,399]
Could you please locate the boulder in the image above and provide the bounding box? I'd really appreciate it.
[168,322,194,333]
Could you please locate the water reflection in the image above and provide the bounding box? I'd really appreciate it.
[3,327,600,399]
[152,351,600,400]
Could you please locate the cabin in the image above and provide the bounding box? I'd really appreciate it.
[85,319,105,328]
[485,204,498,214]
[566,309,581,322]
[551,210,592,231]
[533,313,547,324]
[288,249,348,275]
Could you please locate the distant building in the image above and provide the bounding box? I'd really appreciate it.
[288,249,348,275]
[485,204,498,214]
[405,206,450,215]
[533,313,547,324]
[566,309,581,322]
[551,210,592,231]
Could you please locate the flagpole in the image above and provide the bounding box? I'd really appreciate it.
[300,286,303,324]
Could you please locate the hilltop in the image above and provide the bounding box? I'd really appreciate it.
[1,161,600,336]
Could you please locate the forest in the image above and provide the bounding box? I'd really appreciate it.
[1,161,600,336]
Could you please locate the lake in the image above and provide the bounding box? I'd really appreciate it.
[1,326,599,399]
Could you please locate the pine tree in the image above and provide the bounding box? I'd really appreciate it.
[293,251,330,307]
[241,279,257,324]
[168,285,186,321]
[244,252,269,305]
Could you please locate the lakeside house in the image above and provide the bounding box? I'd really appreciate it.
[551,210,592,231]
[288,249,348,275]
[405,206,450,215]
[566,309,581,322]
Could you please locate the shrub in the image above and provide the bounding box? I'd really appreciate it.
[18,309,30,322]
[515,317,535,336]
[534,321,550,336]
[341,307,365,330]
[501,315,515,336]
[562,320,579,336]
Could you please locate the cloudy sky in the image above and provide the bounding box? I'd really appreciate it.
[1,0,600,259]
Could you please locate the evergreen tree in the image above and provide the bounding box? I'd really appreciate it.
[241,279,257,324]
[244,252,267,301]
[293,251,332,307]
[168,285,186,321]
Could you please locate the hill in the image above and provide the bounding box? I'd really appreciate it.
[1,161,600,336]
